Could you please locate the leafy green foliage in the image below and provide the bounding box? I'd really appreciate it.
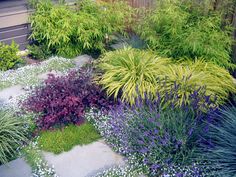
[27,44,52,60]
[0,109,28,164]
[135,1,234,69]
[0,42,23,71]
[38,123,100,154]
[201,106,236,177]
[98,48,235,105]
[30,0,132,58]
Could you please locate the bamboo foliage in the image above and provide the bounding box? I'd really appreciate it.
[135,0,235,69]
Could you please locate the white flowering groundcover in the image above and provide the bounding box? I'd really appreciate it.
[0,57,74,90]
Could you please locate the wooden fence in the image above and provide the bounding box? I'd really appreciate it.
[125,0,155,8]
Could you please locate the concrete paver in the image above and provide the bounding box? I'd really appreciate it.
[0,158,31,177]
[43,140,125,177]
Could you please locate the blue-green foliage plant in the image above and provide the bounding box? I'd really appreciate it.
[201,106,236,177]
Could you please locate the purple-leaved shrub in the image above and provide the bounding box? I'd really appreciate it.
[22,67,115,130]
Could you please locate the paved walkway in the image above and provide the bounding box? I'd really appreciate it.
[43,140,125,177]
[0,158,31,177]
[0,85,25,104]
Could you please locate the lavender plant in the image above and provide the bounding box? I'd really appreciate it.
[87,87,217,176]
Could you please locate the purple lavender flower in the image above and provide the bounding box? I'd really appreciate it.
[96,85,218,177]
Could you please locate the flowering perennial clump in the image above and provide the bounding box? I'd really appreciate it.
[87,87,217,176]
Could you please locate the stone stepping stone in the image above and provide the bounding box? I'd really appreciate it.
[73,55,93,69]
[37,70,63,80]
[0,158,31,177]
[0,85,25,104]
[37,54,93,80]
[110,42,128,50]
[43,140,125,177]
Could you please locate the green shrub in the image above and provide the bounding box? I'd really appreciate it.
[98,48,235,105]
[0,109,28,164]
[0,42,23,71]
[27,44,52,60]
[135,1,234,69]
[38,123,100,154]
[30,0,132,58]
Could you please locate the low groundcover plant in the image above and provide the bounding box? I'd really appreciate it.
[0,56,74,90]
[22,140,58,177]
[38,123,100,154]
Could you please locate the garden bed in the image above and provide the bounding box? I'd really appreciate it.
[0,0,236,177]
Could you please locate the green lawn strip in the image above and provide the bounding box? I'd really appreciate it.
[38,123,101,154]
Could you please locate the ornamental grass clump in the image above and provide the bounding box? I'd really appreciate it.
[0,109,28,164]
[98,47,169,104]
[157,60,236,106]
[200,106,236,177]
[22,67,114,130]
[98,48,235,106]
[88,87,217,176]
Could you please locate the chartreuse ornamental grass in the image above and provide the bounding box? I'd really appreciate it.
[156,59,236,106]
[98,47,235,106]
[38,123,101,154]
[98,47,168,104]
